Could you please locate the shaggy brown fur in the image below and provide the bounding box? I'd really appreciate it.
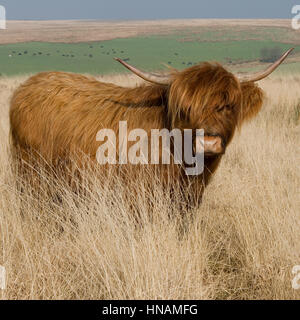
[9,62,264,208]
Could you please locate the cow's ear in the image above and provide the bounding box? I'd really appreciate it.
[240,82,264,124]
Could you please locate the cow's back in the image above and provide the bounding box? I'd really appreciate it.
[10,72,124,163]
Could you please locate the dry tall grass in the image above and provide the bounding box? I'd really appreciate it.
[0,73,299,300]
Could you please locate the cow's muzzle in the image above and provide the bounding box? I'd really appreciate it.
[202,134,226,156]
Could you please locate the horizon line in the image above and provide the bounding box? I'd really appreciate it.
[5,17,292,22]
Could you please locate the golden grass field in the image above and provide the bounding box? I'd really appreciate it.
[0,72,299,300]
[1,19,296,44]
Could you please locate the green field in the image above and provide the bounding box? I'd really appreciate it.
[0,33,299,76]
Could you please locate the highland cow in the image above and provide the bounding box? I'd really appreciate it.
[9,49,293,208]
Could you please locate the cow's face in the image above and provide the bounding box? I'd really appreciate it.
[168,63,244,155]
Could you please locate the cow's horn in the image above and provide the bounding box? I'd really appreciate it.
[237,48,294,83]
[114,58,170,85]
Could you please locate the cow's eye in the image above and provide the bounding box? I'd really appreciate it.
[217,105,232,112]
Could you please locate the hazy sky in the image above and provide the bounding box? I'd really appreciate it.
[1,0,297,20]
